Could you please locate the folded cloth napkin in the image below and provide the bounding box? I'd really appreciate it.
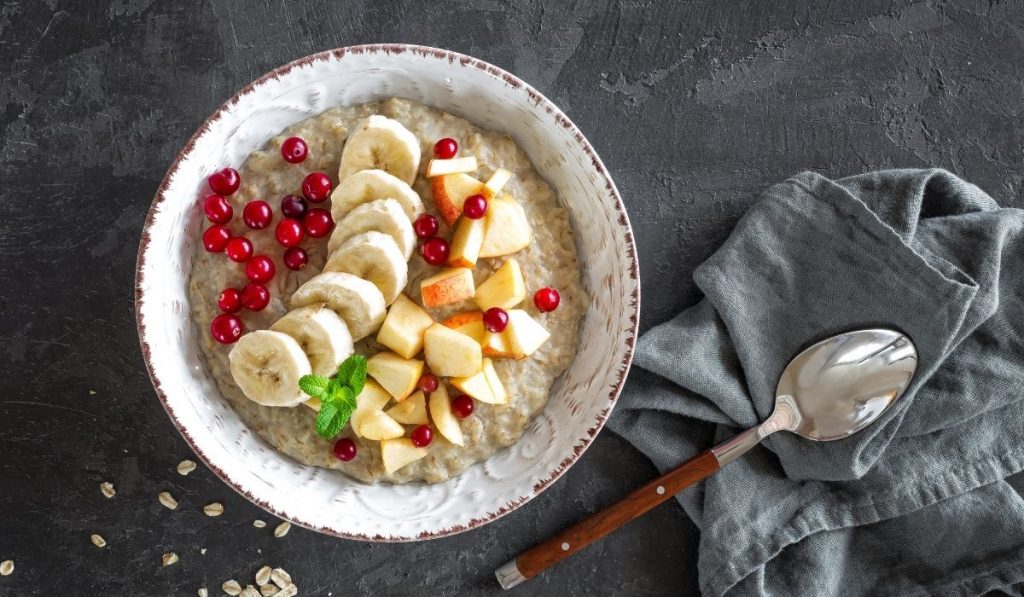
[607,170,1024,596]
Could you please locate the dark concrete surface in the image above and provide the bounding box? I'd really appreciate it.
[2,0,1023,594]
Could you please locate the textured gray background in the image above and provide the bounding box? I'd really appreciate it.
[2,0,1024,595]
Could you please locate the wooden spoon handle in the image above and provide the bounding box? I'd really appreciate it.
[496,450,721,589]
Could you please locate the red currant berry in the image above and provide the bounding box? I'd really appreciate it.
[421,237,449,265]
[217,288,241,313]
[204,194,233,224]
[240,283,270,311]
[434,137,458,159]
[280,194,307,219]
[451,395,474,419]
[210,313,243,344]
[333,437,357,461]
[242,200,273,229]
[275,218,305,247]
[482,307,509,333]
[202,225,231,253]
[225,237,253,262]
[283,247,308,270]
[208,167,240,195]
[534,287,561,312]
[245,255,275,283]
[411,425,433,448]
[301,172,332,203]
[303,208,334,238]
[417,373,439,393]
[413,214,439,239]
[281,137,308,164]
[462,194,488,219]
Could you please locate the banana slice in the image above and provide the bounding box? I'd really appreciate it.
[323,231,408,306]
[338,115,421,185]
[290,272,386,341]
[228,330,311,407]
[270,306,354,377]
[328,198,416,259]
[330,169,424,222]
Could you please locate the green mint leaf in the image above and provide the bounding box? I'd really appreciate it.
[335,355,368,396]
[314,400,340,438]
[299,374,330,399]
[325,376,343,396]
[333,386,358,424]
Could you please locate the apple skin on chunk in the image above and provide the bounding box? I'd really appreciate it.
[431,173,486,226]
[376,293,434,359]
[420,267,476,309]
[367,351,424,402]
[423,323,483,378]
[381,438,429,474]
[441,311,486,344]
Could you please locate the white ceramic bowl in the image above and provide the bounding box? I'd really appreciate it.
[136,45,639,541]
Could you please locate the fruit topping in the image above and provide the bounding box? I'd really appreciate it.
[225,236,253,262]
[301,171,332,203]
[421,237,450,266]
[208,167,240,195]
[462,194,488,219]
[434,137,458,159]
[275,218,304,247]
[204,194,233,224]
[245,255,275,283]
[303,208,334,238]
[283,247,308,271]
[333,437,357,461]
[242,200,273,229]
[210,313,243,344]
[410,424,433,448]
[413,214,439,239]
[534,287,561,312]
[217,288,242,313]
[202,225,231,253]
[281,194,307,219]
[482,307,509,333]
[281,136,308,164]
[240,283,270,311]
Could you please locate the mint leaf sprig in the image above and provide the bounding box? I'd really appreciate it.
[299,355,368,439]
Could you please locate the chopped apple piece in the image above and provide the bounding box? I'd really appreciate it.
[358,410,405,440]
[385,390,429,425]
[482,329,517,358]
[441,311,486,343]
[381,438,429,474]
[349,380,393,439]
[420,267,475,309]
[483,168,512,198]
[447,217,485,268]
[479,196,531,258]
[428,384,464,446]
[505,309,551,358]
[423,323,482,378]
[426,156,478,178]
[431,173,486,225]
[482,358,509,403]
[376,293,434,359]
[474,258,526,310]
[367,351,424,401]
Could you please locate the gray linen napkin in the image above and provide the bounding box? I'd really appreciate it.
[607,169,1024,596]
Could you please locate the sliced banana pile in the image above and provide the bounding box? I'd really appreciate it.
[229,115,424,408]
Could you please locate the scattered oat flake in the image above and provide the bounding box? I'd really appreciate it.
[222,579,242,595]
[0,560,12,576]
[197,589,208,597]
[275,585,297,597]
[200,548,207,555]
[162,552,179,567]
[255,565,272,586]
[270,568,291,588]
[253,519,266,528]
[159,491,178,510]
[241,586,261,597]
[89,390,96,395]
[90,534,106,548]
[203,502,224,517]
[100,481,116,498]
[260,584,278,596]
[177,459,197,475]
[273,521,291,538]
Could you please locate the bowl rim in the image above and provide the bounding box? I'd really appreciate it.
[135,43,640,541]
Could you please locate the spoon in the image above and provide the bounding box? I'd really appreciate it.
[495,328,917,589]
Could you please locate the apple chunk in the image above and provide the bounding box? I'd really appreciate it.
[447,216,485,268]
[376,293,434,359]
[483,168,512,198]
[420,267,475,309]
[428,384,464,446]
[451,358,508,405]
[482,358,509,403]
[505,309,551,358]
[474,258,526,310]
[386,390,428,425]
[349,380,393,439]
[482,329,517,358]
[358,410,405,440]
[431,173,486,226]
[426,156,478,177]
[423,323,482,378]
[441,311,486,343]
[367,351,424,401]
[381,438,429,474]
[479,196,531,258]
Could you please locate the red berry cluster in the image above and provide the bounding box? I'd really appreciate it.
[200,140,337,345]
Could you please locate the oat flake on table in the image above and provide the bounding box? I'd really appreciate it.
[90,534,106,548]
[253,519,266,528]
[222,579,242,595]
[270,568,291,588]
[161,552,178,566]
[99,481,115,498]
[197,589,208,597]
[203,502,223,516]
[273,522,290,538]
[177,459,197,475]
[259,584,278,596]
[158,491,178,510]
[0,560,13,576]
[255,565,272,586]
